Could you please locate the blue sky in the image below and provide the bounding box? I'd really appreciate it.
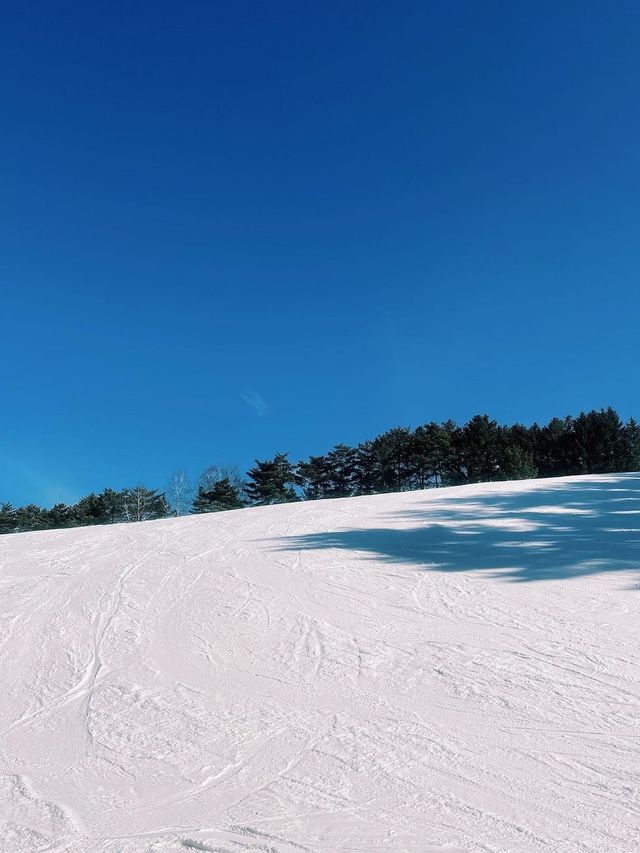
[2,1,639,506]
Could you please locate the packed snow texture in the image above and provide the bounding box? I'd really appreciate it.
[0,473,639,852]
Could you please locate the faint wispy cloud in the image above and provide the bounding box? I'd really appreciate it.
[241,391,268,417]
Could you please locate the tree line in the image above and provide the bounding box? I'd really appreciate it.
[1,408,639,535]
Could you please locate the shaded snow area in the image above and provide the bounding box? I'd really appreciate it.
[1,474,639,852]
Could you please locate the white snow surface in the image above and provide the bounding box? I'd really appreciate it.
[1,473,639,853]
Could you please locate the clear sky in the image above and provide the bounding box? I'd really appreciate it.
[2,1,639,506]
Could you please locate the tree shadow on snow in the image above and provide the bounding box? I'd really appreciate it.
[280,474,640,583]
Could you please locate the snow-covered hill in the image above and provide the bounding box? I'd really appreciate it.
[1,473,639,853]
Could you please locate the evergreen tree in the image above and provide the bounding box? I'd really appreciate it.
[245,453,299,505]
[620,418,640,471]
[297,455,332,500]
[441,420,466,485]
[208,478,246,510]
[537,416,574,476]
[300,444,360,498]
[0,503,16,534]
[192,485,214,514]
[325,444,358,497]
[412,422,455,487]
[371,427,415,491]
[74,492,110,526]
[100,488,129,523]
[571,408,626,474]
[46,503,76,529]
[192,478,245,512]
[13,504,48,532]
[500,446,538,480]
[353,441,379,495]
[459,415,501,482]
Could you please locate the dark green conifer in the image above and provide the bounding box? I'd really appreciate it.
[245,453,299,505]
[192,478,245,513]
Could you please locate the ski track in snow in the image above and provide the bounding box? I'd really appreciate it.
[0,473,639,852]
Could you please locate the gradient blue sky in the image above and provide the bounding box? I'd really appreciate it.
[2,1,639,506]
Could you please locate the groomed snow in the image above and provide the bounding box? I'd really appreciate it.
[1,473,639,852]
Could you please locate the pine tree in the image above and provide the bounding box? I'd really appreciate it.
[459,415,501,482]
[433,420,464,485]
[0,503,16,534]
[371,427,415,492]
[209,478,245,509]
[245,453,299,505]
[74,492,110,525]
[13,504,48,532]
[100,488,129,523]
[620,418,640,471]
[192,478,245,512]
[500,446,538,480]
[571,408,626,474]
[353,441,379,495]
[297,455,332,500]
[325,444,357,497]
[535,418,562,476]
[192,486,213,514]
[412,422,455,487]
[46,503,76,529]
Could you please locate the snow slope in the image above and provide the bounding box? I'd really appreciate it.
[1,473,639,853]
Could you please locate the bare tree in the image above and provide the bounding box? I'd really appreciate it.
[166,469,193,517]
[123,485,168,522]
[199,465,246,499]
